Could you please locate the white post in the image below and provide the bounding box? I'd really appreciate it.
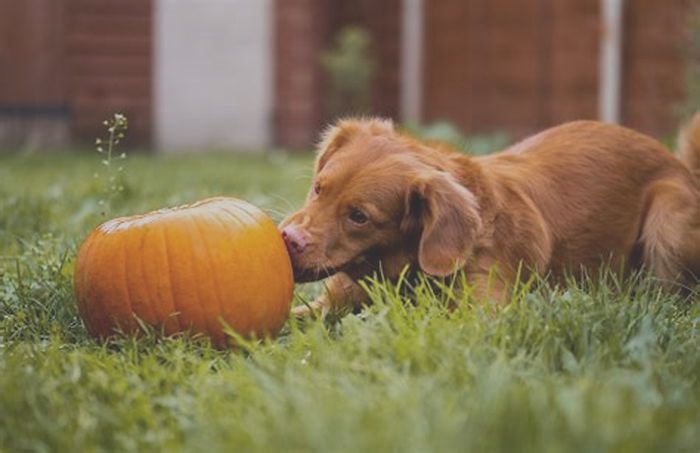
[599,0,625,124]
[154,0,273,152]
[400,0,424,124]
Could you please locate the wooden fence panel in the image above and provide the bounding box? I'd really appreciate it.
[424,0,688,138]
[0,0,68,148]
[65,0,153,145]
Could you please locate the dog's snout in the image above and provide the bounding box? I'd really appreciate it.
[281,225,307,255]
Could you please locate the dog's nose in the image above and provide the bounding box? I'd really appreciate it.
[281,225,307,255]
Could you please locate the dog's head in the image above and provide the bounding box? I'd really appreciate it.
[280,118,483,283]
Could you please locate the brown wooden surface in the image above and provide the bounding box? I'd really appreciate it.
[424,0,601,138]
[65,0,153,145]
[424,0,688,138]
[274,0,401,149]
[0,0,67,106]
[622,0,690,135]
[274,0,331,149]
[0,0,691,148]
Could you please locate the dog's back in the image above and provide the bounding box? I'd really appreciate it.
[479,119,700,287]
[678,113,700,182]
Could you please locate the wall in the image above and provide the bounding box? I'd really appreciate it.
[273,0,330,149]
[154,0,273,152]
[0,0,68,148]
[623,0,689,134]
[66,0,153,145]
[424,0,689,138]
[424,0,600,138]
[273,0,401,149]
[0,0,691,150]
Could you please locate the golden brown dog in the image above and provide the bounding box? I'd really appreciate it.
[280,116,700,315]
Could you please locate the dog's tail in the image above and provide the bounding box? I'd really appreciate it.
[677,113,700,182]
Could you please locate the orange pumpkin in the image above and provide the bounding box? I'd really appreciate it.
[74,197,294,346]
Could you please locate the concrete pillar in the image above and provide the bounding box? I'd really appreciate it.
[154,0,273,151]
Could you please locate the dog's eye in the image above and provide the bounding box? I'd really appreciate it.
[348,208,369,225]
[313,182,321,195]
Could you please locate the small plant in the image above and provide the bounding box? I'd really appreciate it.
[321,26,377,117]
[404,120,510,155]
[94,113,128,217]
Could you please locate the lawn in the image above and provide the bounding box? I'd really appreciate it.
[0,144,699,452]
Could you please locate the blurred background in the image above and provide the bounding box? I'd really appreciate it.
[0,0,697,153]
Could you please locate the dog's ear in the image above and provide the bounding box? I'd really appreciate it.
[315,118,394,172]
[403,171,482,276]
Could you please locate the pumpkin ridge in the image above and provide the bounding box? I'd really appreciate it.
[184,211,220,343]
[156,223,182,331]
[220,202,261,229]
[192,212,229,343]
[161,224,185,334]
[173,213,208,335]
[130,226,159,328]
[213,206,252,333]
[217,203,275,333]
[121,236,138,332]
[139,226,164,329]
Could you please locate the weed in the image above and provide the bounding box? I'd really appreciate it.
[321,26,377,117]
[94,113,129,218]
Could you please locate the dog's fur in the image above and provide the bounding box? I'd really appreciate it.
[280,116,700,315]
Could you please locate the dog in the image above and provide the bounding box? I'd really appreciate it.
[280,115,700,315]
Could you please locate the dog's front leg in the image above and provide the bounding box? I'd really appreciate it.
[291,272,370,318]
[465,271,510,305]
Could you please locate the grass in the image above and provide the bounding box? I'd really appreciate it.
[0,148,699,452]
